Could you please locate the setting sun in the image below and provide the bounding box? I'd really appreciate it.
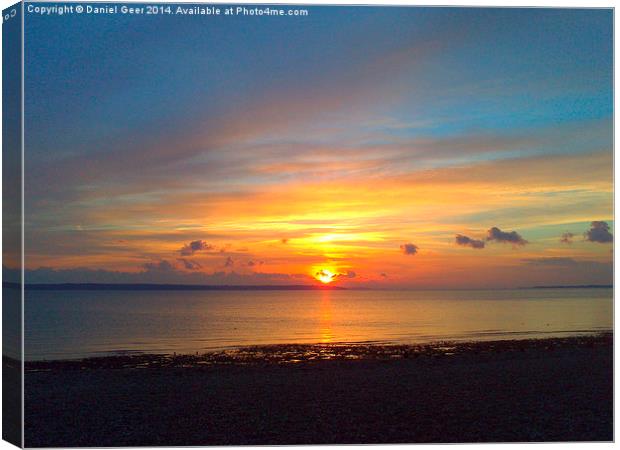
[315,269,336,284]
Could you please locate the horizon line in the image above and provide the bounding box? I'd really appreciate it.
[2,282,613,292]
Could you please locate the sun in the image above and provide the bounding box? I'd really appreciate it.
[315,269,336,284]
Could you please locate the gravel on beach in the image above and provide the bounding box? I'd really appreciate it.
[24,334,612,446]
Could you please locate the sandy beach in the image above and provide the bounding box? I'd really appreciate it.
[24,334,612,446]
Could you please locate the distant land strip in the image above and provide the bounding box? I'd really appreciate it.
[4,282,345,291]
[3,282,612,291]
[523,285,612,289]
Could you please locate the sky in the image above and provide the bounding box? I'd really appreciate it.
[20,6,613,288]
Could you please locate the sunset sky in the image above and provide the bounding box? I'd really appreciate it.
[21,7,613,288]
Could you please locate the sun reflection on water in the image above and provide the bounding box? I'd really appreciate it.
[319,290,333,344]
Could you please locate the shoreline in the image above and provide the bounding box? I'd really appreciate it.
[25,332,612,370]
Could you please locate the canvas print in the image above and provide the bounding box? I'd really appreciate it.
[2,2,613,447]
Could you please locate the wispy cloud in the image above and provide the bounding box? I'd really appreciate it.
[521,257,579,267]
[143,260,175,272]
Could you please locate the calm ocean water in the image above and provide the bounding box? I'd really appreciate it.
[24,288,612,361]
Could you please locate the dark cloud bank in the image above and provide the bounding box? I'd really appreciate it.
[11,263,312,286]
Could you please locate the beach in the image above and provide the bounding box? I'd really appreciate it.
[24,334,612,446]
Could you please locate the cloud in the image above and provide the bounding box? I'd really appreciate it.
[486,227,527,246]
[336,270,356,279]
[560,232,574,244]
[224,256,234,267]
[584,221,613,243]
[143,260,175,272]
[519,257,612,284]
[521,257,579,267]
[400,243,419,255]
[179,240,214,256]
[177,258,202,271]
[16,265,316,286]
[455,234,485,249]
[314,269,356,281]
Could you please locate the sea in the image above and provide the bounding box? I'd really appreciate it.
[23,287,612,361]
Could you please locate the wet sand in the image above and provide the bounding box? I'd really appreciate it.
[25,334,612,446]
